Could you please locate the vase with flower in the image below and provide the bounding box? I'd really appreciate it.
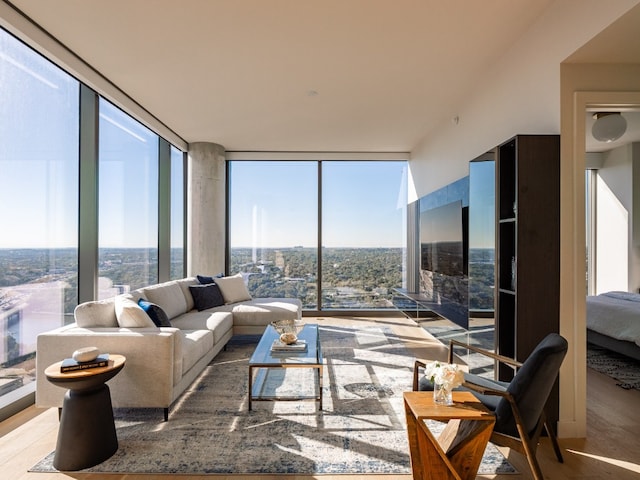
[423,361,464,406]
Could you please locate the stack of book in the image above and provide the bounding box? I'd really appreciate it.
[270,339,307,352]
[60,353,110,373]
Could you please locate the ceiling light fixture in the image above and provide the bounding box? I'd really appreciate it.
[592,112,627,143]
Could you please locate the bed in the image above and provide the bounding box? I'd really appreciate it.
[586,291,640,361]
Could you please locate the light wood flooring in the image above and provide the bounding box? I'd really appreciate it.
[1,315,638,479]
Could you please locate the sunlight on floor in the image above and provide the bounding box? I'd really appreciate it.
[567,449,640,473]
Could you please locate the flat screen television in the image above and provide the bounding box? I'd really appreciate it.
[419,200,469,329]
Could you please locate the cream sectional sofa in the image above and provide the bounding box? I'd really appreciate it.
[36,276,301,420]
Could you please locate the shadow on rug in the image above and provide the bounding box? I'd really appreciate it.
[31,325,516,475]
[587,343,640,390]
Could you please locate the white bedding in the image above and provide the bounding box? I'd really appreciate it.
[586,291,640,347]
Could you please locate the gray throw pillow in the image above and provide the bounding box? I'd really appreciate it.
[189,283,225,311]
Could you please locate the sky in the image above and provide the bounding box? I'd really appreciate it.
[0,30,185,249]
[468,160,496,249]
[0,27,469,253]
[229,161,407,249]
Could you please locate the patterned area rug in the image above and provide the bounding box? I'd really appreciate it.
[587,343,640,390]
[31,325,516,475]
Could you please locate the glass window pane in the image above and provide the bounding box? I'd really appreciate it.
[468,160,495,312]
[322,161,406,309]
[170,146,184,280]
[98,99,158,298]
[0,29,79,395]
[229,161,318,308]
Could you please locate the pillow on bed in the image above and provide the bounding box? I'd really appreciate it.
[601,291,640,302]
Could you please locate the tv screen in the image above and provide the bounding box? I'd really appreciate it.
[420,201,464,276]
[419,200,469,329]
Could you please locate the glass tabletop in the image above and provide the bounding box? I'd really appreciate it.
[249,323,321,366]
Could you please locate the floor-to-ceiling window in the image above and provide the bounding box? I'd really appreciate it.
[321,161,406,309]
[228,158,407,311]
[98,99,159,298]
[228,161,319,308]
[0,30,79,401]
[170,146,185,280]
[468,159,495,313]
[0,25,186,413]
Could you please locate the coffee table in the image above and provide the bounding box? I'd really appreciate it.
[248,323,323,411]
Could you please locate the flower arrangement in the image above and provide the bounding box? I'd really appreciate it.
[423,361,464,388]
[423,361,464,405]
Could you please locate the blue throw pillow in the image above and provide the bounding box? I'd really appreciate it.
[189,283,225,311]
[138,299,172,327]
[197,273,224,285]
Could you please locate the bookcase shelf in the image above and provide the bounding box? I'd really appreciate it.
[495,134,560,425]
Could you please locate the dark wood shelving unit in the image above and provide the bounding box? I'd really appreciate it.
[495,134,560,426]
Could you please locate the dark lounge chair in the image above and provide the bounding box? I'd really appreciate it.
[413,332,568,480]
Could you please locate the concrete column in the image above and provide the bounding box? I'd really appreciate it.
[187,142,226,277]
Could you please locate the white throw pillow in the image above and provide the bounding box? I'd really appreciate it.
[215,273,252,304]
[142,281,188,319]
[115,294,156,328]
[74,298,119,328]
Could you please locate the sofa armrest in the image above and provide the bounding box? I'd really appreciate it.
[36,325,183,409]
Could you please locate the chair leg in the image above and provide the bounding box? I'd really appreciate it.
[544,419,564,463]
[514,422,546,480]
[509,402,546,480]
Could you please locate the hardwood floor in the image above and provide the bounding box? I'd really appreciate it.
[1,315,638,479]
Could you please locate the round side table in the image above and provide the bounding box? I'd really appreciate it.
[45,354,125,471]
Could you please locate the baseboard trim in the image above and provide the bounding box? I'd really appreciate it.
[557,420,586,439]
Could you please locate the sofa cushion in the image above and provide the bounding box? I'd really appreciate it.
[142,281,188,320]
[181,330,214,375]
[74,298,118,328]
[175,277,199,311]
[115,294,156,328]
[215,273,252,304]
[171,311,233,344]
[138,299,172,327]
[229,298,302,326]
[189,283,225,310]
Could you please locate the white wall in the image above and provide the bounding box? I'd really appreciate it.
[410,0,640,439]
[408,0,638,201]
[596,145,633,293]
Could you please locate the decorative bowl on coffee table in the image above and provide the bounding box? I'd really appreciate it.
[270,319,304,344]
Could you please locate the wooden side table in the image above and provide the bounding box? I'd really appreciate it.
[403,391,495,480]
[45,354,125,471]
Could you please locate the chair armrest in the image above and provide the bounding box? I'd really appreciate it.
[448,339,523,371]
[413,359,427,391]
[461,379,510,398]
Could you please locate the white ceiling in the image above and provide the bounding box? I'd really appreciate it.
[7,0,640,153]
[7,0,559,152]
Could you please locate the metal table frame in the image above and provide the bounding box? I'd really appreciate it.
[248,323,323,411]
